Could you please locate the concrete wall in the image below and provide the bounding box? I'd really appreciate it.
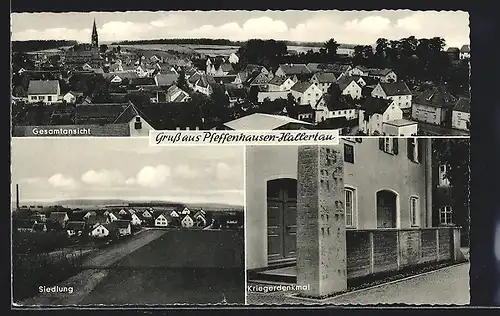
[246,139,430,270]
[346,227,460,279]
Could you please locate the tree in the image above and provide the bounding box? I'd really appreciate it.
[177,70,187,90]
[100,44,108,54]
[324,38,339,60]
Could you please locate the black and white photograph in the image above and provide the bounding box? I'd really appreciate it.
[245,137,470,305]
[11,10,469,136]
[11,138,245,306]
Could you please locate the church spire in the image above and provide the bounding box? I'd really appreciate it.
[91,19,99,48]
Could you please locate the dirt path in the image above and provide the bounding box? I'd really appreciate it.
[83,229,166,268]
[16,269,109,306]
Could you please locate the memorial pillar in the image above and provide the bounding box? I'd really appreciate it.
[296,145,347,298]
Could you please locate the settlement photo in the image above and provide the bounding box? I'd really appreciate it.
[11,138,245,306]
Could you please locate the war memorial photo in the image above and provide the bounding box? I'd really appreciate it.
[11,138,245,305]
[245,137,470,305]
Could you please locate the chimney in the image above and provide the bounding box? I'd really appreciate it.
[16,184,20,210]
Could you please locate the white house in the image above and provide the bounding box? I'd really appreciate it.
[170,210,180,218]
[129,213,142,226]
[411,87,458,126]
[108,212,118,222]
[359,96,404,135]
[119,209,128,215]
[66,221,85,237]
[382,119,419,136]
[309,72,336,94]
[257,91,290,103]
[195,214,207,227]
[155,214,169,227]
[290,82,323,106]
[91,224,110,238]
[214,63,235,76]
[314,96,358,123]
[228,53,239,64]
[371,82,412,110]
[451,97,470,131]
[63,91,83,103]
[275,64,312,78]
[165,85,190,102]
[336,76,362,100]
[84,211,96,219]
[115,220,132,236]
[27,80,60,104]
[142,210,153,218]
[181,207,191,215]
[267,76,296,92]
[181,215,194,228]
[368,68,397,83]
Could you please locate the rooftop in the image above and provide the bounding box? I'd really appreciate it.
[384,119,418,127]
[224,113,312,130]
[27,80,60,95]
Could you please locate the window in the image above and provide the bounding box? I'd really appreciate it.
[410,196,420,227]
[47,96,52,101]
[344,144,354,163]
[345,188,356,227]
[439,206,453,225]
[407,138,419,163]
[379,137,398,155]
[439,164,451,186]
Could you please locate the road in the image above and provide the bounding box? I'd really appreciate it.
[247,263,470,305]
[82,229,166,268]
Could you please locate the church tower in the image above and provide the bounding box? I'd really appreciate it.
[91,19,99,49]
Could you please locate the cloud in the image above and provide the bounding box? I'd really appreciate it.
[173,164,200,179]
[81,169,126,186]
[47,174,76,189]
[344,16,392,34]
[125,178,136,186]
[135,165,171,188]
[13,28,91,42]
[215,162,234,180]
[18,177,43,185]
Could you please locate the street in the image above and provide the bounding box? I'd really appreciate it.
[417,121,469,136]
[247,263,470,305]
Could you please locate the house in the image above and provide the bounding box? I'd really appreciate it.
[460,45,470,59]
[141,210,153,218]
[225,86,246,106]
[194,213,208,227]
[451,97,470,131]
[368,68,397,83]
[129,77,158,89]
[228,53,239,64]
[192,75,216,96]
[411,87,458,126]
[337,44,356,57]
[86,213,110,228]
[181,207,191,215]
[348,65,369,76]
[246,72,271,90]
[309,73,336,94]
[27,80,61,104]
[181,215,194,228]
[245,138,460,286]
[114,220,132,236]
[127,213,142,226]
[165,85,190,102]
[335,76,363,100]
[267,76,296,92]
[155,214,170,227]
[15,219,36,232]
[90,223,114,238]
[257,91,291,103]
[290,82,323,106]
[314,95,358,123]
[63,91,83,103]
[107,72,139,84]
[371,82,413,110]
[223,113,313,130]
[287,104,315,123]
[382,119,419,136]
[108,212,118,222]
[66,221,86,237]
[214,63,235,76]
[83,211,96,219]
[118,209,128,216]
[170,210,180,218]
[155,72,179,88]
[48,211,69,228]
[243,64,272,79]
[275,64,312,78]
[358,96,404,135]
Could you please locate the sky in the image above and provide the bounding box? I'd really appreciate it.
[11,138,244,206]
[11,10,470,47]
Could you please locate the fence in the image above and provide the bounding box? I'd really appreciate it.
[346,227,461,279]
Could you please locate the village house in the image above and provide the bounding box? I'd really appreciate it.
[358,96,406,135]
[155,72,179,89]
[286,105,315,123]
[155,214,170,227]
[214,63,236,76]
[48,211,69,228]
[170,210,180,218]
[246,139,463,296]
[114,220,132,236]
[368,68,397,83]
[243,64,272,79]
[275,64,312,78]
[335,76,363,100]
[290,82,323,106]
[309,72,337,94]
[460,45,470,59]
[165,85,191,102]
[90,223,116,238]
[228,53,239,64]
[27,80,61,104]
[63,91,84,104]
[267,76,296,92]
[86,213,110,229]
[181,214,194,228]
[66,221,86,237]
[451,97,470,131]
[411,87,458,126]
[106,72,139,85]
[371,81,413,110]
[141,209,153,219]
[191,74,216,96]
[314,95,358,123]
[382,119,419,136]
[224,113,313,130]
[181,207,191,215]
[246,71,271,90]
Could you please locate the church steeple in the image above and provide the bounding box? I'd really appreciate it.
[91,19,99,48]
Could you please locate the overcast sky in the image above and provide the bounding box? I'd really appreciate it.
[11,138,244,205]
[11,10,469,47]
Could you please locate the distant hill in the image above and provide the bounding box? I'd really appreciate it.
[12,40,78,52]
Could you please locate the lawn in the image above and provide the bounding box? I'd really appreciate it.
[79,268,245,305]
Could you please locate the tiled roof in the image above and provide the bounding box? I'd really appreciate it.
[314,72,337,83]
[268,76,289,86]
[130,77,157,86]
[336,76,358,91]
[368,68,394,77]
[156,72,179,87]
[277,64,312,75]
[66,221,85,230]
[379,82,411,96]
[213,75,237,84]
[74,103,133,125]
[414,87,458,108]
[315,117,350,129]
[27,80,60,95]
[114,220,131,229]
[361,96,393,115]
[291,82,314,93]
[219,63,234,72]
[453,97,470,113]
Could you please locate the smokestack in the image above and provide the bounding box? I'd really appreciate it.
[16,184,20,210]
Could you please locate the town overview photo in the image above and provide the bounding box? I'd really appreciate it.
[11,138,245,305]
[11,10,470,137]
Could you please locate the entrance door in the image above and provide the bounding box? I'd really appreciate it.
[376,190,398,228]
[267,178,297,262]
